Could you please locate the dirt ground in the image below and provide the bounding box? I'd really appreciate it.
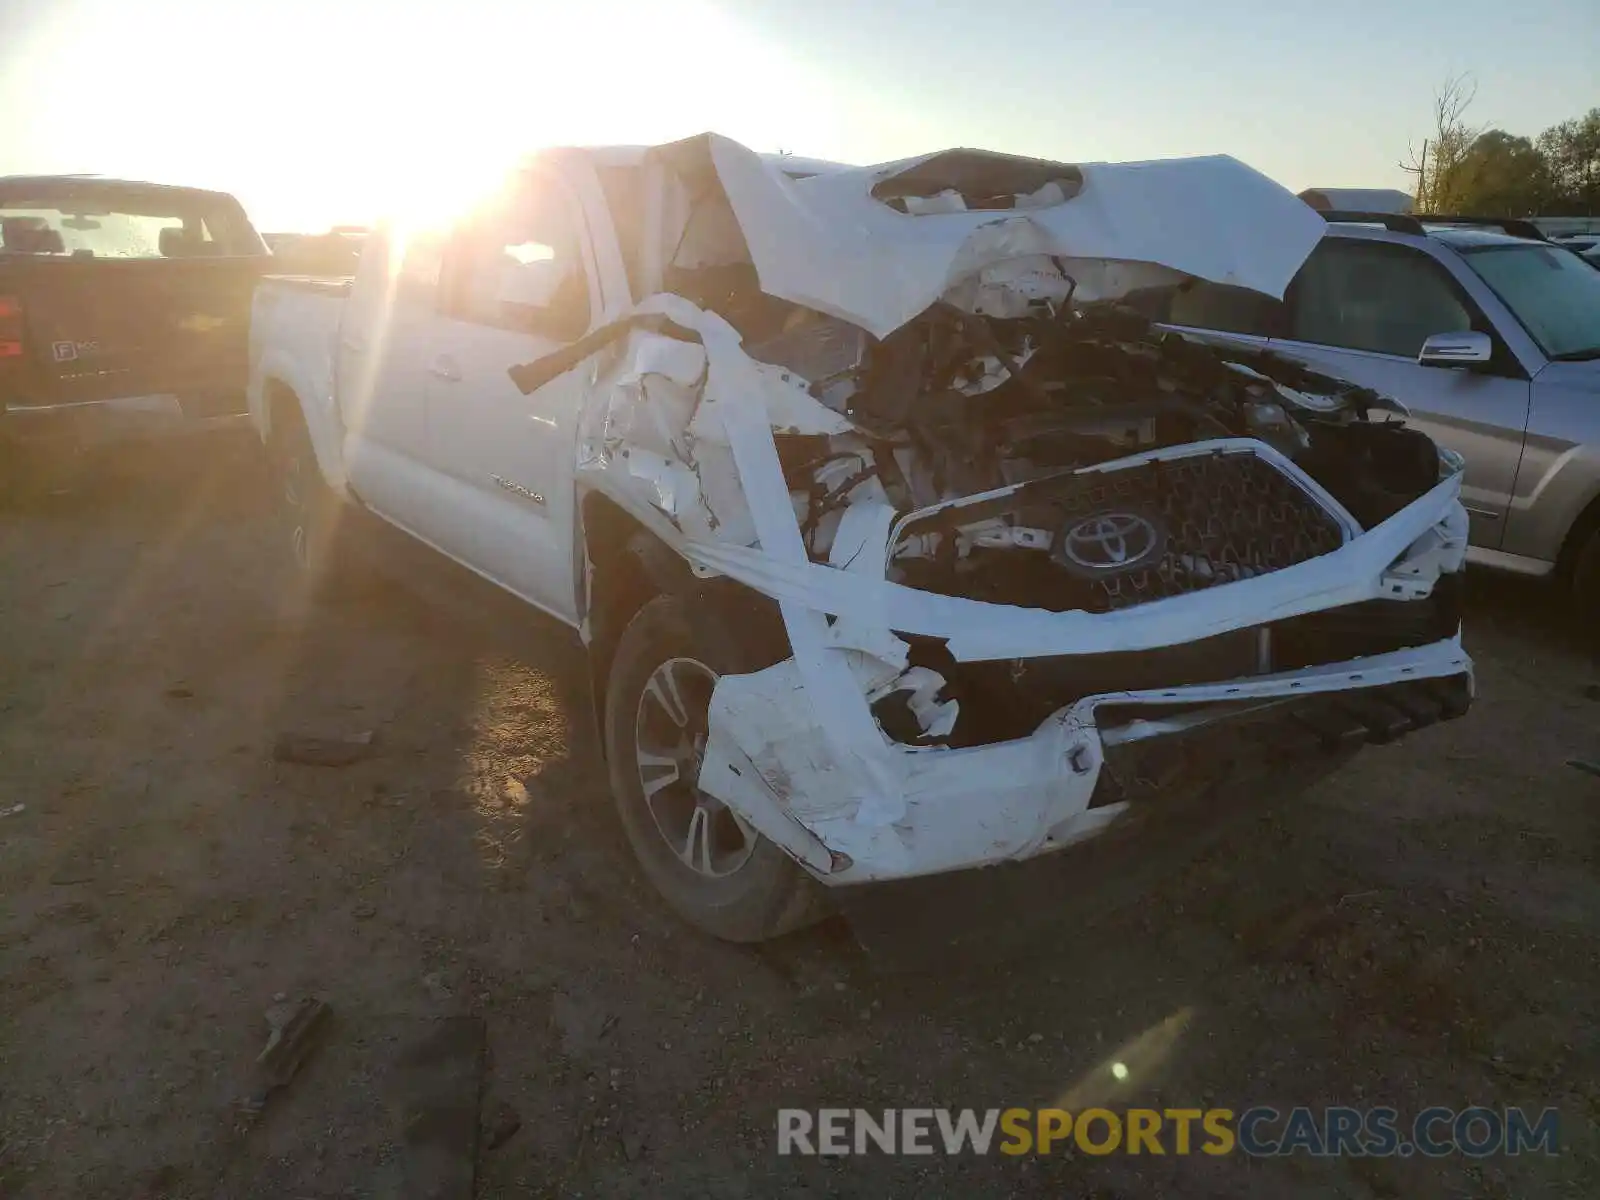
[1,452,1596,1200]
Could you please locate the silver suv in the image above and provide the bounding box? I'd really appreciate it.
[1136,213,1600,609]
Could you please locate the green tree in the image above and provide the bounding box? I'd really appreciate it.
[1536,108,1600,215]
[1452,130,1551,215]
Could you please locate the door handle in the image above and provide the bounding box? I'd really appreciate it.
[429,354,462,383]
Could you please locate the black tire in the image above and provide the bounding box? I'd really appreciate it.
[603,593,825,942]
[1571,525,1600,628]
[270,403,350,606]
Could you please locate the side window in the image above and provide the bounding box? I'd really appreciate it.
[1122,280,1283,337]
[1164,280,1284,337]
[443,175,590,341]
[1287,240,1473,357]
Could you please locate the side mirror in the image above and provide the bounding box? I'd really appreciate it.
[1418,330,1492,368]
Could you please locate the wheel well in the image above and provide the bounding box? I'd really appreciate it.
[262,378,303,448]
[579,491,787,760]
[1555,490,1600,583]
[580,494,667,754]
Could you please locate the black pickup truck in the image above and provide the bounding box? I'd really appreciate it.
[0,175,273,489]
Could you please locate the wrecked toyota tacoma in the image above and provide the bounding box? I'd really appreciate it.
[249,135,1472,942]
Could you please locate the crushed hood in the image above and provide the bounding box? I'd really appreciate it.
[656,134,1326,339]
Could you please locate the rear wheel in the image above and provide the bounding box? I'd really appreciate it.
[603,593,824,942]
[271,405,348,605]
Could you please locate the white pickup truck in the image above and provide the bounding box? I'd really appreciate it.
[249,135,1475,942]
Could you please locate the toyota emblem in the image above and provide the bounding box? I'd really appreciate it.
[1055,511,1165,576]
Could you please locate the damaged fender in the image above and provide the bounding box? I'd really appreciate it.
[567,294,1469,881]
[540,135,1473,885]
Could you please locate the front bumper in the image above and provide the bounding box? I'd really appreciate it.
[700,635,1471,885]
[584,300,1479,886]
[686,434,1473,886]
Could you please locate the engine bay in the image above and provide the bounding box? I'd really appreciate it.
[639,274,1453,749]
[712,276,1449,593]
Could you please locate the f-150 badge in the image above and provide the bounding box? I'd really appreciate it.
[52,339,100,363]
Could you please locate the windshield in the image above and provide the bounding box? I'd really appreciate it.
[0,186,261,259]
[1460,242,1600,361]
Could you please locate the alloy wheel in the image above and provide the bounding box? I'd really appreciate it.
[633,655,757,878]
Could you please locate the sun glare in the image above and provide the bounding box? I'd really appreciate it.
[0,3,725,221]
[2,0,939,234]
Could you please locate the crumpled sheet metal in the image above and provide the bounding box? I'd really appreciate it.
[698,135,1327,339]
[576,321,849,543]
[703,636,1472,883]
[591,296,1470,851]
[672,296,912,829]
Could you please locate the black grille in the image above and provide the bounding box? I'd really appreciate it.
[1052,452,1345,612]
[1092,672,1473,806]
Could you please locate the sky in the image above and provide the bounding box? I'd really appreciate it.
[0,0,1595,231]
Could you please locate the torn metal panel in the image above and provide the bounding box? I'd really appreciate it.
[668,135,1326,339]
[556,136,1477,885]
[572,283,1470,857]
[701,636,1470,883]
[598,294,911,826]
[576,320,846,542]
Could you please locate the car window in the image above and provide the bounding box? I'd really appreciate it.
[1120,279,1283,336]
[1162,280,1284,337]
[1287,240,1473,357]
[0,189,258,258]
[444,175,590,340]
[1459,243,1600,362]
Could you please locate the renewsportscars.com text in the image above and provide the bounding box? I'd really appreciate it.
[777,1106,1560,1158]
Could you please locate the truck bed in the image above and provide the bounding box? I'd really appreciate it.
[246,276,352,479]
[260,274,354,295]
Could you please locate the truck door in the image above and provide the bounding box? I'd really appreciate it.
[335,223,444,530]
[416,167,602,625]
[1266,237,1531,545]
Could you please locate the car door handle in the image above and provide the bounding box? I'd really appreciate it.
[429,355,462,383]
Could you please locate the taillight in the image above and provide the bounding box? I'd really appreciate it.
[0,295,22,359]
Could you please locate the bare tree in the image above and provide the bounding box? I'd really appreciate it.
[1400,74,1487,212]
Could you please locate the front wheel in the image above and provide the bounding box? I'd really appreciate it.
[603,594,824,942]
[1570,527,1600,646]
